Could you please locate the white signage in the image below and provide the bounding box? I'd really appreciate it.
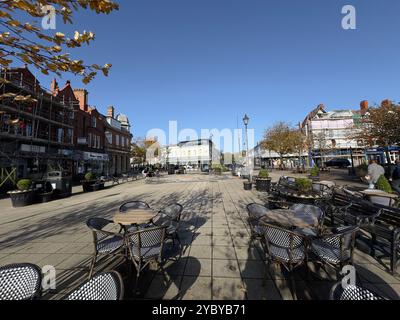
[20,144,46,153]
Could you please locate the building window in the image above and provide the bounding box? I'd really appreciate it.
[105,131,112,144]
[92,116,96,128]
[116,134,119,146]
[57,128,64,143]
[67,128,73,144]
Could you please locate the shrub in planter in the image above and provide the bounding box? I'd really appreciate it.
[256,169,271,192]
[212,164,223,175]
[295,178,313,193]
[8,179,34,207]
[376,175,393,193]
[82,172,103,192]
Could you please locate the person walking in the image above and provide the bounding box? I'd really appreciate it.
[390,160,400,194]
[367,159,385,189]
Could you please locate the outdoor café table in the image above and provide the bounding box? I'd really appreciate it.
[258,209,319,230]
[277,187,323,204]
[113,209,157,232]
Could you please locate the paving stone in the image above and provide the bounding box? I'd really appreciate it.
[243,279,282,300]
[234,246,263,261]
[144,275,181,300]
[180,276,212,300]
[212,235,233,246]
[212,277,246,300]
[212,259,241,278]
[188,245,212,259]
[213,245,236,260]
[184,257,212,277]
[238,260,267,279]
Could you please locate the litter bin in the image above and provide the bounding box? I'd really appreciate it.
[46,170,72,198]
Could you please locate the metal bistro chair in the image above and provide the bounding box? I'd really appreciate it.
[329,281,388,300]
[86,218,126,279]
[126,226,166,294]
[67,271,124,300]
[151,203,183,246]
[0,263,42,300]
[246,203,269,243]
[311,225,359,278]
[263,223,307,299]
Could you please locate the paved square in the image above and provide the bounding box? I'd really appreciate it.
[0,172,399,300]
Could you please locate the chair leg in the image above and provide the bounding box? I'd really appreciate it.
[133,270,140,296]
[88,254,97,279]
[289,266,297,300]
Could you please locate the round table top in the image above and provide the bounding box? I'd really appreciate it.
[113,209,157,225]
[259,209,319,229]
[360,189,399,199]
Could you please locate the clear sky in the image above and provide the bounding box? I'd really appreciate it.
[21,0,400,150]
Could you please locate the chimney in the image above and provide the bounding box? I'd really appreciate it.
[360,100,368,115]
[107,106,114,118]
[50,78,58,96]
[73,89,88,111]
[381,99,392,107]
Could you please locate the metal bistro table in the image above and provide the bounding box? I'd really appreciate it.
[259,209,319,230]
[113,208,157,232]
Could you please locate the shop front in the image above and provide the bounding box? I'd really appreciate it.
[73,151,109,179]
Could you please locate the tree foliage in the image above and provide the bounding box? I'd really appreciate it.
[262,122,306,159]
[0,0,118,83]
[353,102,400,147]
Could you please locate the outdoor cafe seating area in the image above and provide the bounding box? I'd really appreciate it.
[1,175,400,300]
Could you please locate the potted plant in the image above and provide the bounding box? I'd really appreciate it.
[295,178,313,194]
[8,179,34,207]
[35,181,54,203]
[212,164,223,176]
[308,166,320,181]
[376,175,393,193]
[243,179,252,190]
[81,172,104,192]
[255,169,272,192]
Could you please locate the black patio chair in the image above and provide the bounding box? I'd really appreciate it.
[262,223,307,299]
[246,203,269,243]
[67,271,124,300]
[86,218,126,279]
[311,225,359,278]
[150,203,183,246]
[126,226,166,294]
[0,263,42,300]
[329,281,388,300]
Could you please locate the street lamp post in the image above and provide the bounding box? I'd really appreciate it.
[242,114,250,181]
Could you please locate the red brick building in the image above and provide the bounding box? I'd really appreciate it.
[0,66,75,187]
[104,106,132,175]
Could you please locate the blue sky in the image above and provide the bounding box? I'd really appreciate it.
[16,0,400,150]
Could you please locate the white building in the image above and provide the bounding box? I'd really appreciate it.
[300,103,366,166]
[159,139,221,168]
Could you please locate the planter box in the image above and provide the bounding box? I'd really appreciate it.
[243,181,252,190]
[309,175,320,182]
[81,180,105,192]
[256,178,271,192]
[8,190,34,207]
[36,191,54,203]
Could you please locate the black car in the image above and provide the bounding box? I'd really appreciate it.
[324,158,351,168]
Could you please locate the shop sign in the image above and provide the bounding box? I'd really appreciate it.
[20,144,45,153]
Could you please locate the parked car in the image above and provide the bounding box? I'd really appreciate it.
[324,158,351,168]
[184,165,194,171]
[201,164,210,172]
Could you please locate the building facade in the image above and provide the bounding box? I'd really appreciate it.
[300,102,366,166]
[105,106,132,175]
[0,66,132,191]
[159,139,220,169]
[0,66,75,190]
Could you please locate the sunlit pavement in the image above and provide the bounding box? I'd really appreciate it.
[0,172,399,300]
